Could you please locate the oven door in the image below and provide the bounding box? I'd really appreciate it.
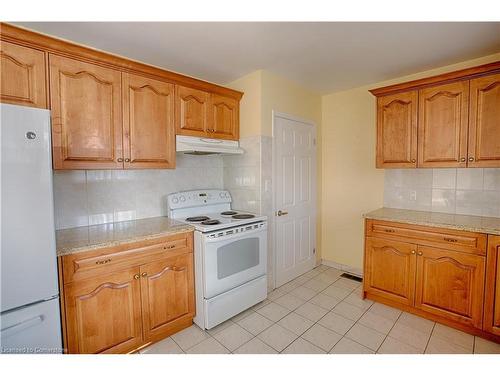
[203,223,267,299]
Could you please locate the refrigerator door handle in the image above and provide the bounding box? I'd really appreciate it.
[1,315,43,338]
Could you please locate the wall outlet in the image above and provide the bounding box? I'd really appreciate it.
[409,190,417,201]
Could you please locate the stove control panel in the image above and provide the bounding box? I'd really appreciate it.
[167,189,232,209]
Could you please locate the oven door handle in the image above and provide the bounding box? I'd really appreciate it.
[204,224,267,243]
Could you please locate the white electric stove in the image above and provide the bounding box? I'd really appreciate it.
[167,190,268,330]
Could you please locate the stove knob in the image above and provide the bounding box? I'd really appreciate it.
[219,192,225,198]
[172,197,179,204]
[179,196,186,202]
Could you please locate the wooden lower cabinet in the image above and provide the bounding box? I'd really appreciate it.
[414,246,485,329]
[364,219,499,340]
[60,233,195,354]
[140,254,194,342]
[364,237,416,306]
[484,235,500,335]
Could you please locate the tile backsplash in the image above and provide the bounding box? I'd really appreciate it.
[384,168,500,218]
[53,154,224,229]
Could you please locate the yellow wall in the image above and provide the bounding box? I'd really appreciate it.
[321,52,500,270]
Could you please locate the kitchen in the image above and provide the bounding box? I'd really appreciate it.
[1,7,500,369]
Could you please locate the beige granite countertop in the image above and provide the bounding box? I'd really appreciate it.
[56,216,194,257]
[364,208,500,236]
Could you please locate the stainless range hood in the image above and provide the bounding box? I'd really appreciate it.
[176,135,244,155]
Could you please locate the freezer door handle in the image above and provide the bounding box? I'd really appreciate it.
[1,315,43,338]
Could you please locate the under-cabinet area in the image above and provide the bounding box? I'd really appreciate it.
[363,208,500,342]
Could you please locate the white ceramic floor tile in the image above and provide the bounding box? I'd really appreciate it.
[368,302,402,322]
[315,265,331,272]
[345,322,386,351]
[289,286,318,301]
[330,337,375,354]
[332,301,365,321]
[322,268,344,279]
[267,289,286,301]
[277,280,301,293]
[258,324,298,352]
[314,272,340,285]
[388,321,431,351]
[141,337,183,354]
[274,293,306,310]
[303,269,322,279]
[431,323,474,351]
[251,299,271,311]
[343,291,374,311]
[474,337,500,354]
[231,308,255,323]
[294,301,329,322]
[358,311,396,335]
[378,336,423,354]
[317,311,356,335]
[301,323,342,352]
[207,320,235,336]
[309,293,341,310]
[237,312,274,335]
[282,338,325,354]
[303,278,331,292]
[294,274,313,285]
[322,285,351,300]
[397,312,434,334]
[213,323,253,351]
[256,302,291,322]
[425,335,472,354]
[277,312,314,336]
[332,278,361,291]
[171,325,210,351]
[186,337,230,354]
[233,337,278,354]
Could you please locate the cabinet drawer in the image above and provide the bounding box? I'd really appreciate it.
[61,232,192,284]
[366,219,486,255]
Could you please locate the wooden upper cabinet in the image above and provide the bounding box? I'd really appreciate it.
[0,41,47,108]
[418,81,469,168]
[122,73,175,169]
[64,267,143,354]
[140,253,195,342]
[49,55,123,169]
[208,94,239,140]
[468,73,500,167]
[376,91,418,168]
[364,237,417,306]
[414,246,485,329]
[175,85,209,136]
[484,235,500,336]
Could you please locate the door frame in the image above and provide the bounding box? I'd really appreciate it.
[272,110,318,289]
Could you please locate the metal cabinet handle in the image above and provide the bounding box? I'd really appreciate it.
[468,156,474,162]
[411,159,416,163]
[141,272,148,277]
[417,251,423,256]
[411,250,416,255]
[277,210,289,217]
[384,229,395,233]
[443,237,458,243]
[124,158,131,162]
[133,274,140,280]
[95,258,112,265]
[164,244,176,250]
[460,157,466,162]
[117,158,124,162]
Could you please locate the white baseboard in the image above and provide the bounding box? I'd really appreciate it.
[321,259,363,278]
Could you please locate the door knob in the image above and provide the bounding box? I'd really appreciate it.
[117,158,124,162]
[133,274,140,280]
[417,251,423,256]
[277,210,288,217]
[411,250,416,254]
[468,156,474,162]
[125,158,131,162]
[141,272,148,277]
[460,157,466,162]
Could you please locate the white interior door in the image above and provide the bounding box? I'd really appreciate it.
[274,113,317,288]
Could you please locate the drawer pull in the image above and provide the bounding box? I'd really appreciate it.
[411,250,416,254]
[134,274,140,280]
[384,229,395,233]
[95,258,112,265]
[443,237,458,243]
[164,244,176,250]
[417,251,423,256]
[141,272,148,277]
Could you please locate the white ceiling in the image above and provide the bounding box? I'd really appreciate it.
[15,22,500,93]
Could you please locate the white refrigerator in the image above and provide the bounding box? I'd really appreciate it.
[0,103,62,354]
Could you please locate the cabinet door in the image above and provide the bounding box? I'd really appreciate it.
[0,41,47,108]
[64,267,143,354]
[49,54,123,169]
[364,237,417,306]
[418,81,469,168]
[140,253,195,342]
[122,73,175,169]
[376,91,418,168]
[175,85,209,136]
[208,94,239,140]
[468,73,500,167]
[415,246,485,328]
[484,235,500,335]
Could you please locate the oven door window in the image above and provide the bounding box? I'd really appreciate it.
[217,238,259,279]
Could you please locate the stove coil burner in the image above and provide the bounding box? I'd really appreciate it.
[201,219,221,225]
[186,216,210,222]
[221,211,238,216]
[232,214,255,219]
